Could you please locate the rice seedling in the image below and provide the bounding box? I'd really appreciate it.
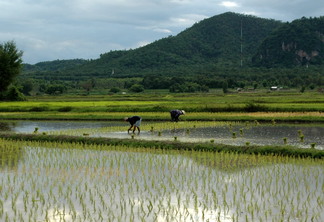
[300,134,305,143]
[0,138,323,222]
[283,137,288,145]
[239,128,244,136]
[46,120,241,138]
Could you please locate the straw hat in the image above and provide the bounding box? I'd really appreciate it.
[181,110,186,115]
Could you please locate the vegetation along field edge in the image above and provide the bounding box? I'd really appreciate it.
[0,111,323,122]
[0,133,323,159]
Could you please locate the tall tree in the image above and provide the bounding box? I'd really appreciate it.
[0,41,23,95]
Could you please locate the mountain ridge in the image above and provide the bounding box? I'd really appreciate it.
[22,12,323,80]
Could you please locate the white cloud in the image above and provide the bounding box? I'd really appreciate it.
[153,28,172,34]
[169,14,208,27]
[219,1,239,8]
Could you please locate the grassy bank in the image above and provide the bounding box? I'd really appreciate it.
[1,91,324,113]
[1,91,323,121]
[1,133,323,159]
[0,111,323,122]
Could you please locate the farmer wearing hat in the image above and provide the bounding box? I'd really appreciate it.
[124,116,142,134]
[170,110,186,122]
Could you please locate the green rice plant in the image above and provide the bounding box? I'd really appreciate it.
[0,144,319,222]
[299,134,304,143]
[283,137,288,145]
[310,143,316,149]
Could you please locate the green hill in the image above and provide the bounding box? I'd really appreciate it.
[22,12,284,79]
[21,12,324,89]
[253,16,324,67]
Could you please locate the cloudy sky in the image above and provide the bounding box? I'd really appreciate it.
[1,0,323,64]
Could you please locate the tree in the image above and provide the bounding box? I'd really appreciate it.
[21,79,34,95]
[5,85,25,101]
[222,80,228,93]
[129,84,144,93]
[0,41,23,96]
[45,84,67,95]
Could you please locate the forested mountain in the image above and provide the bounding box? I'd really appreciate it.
[23,59,88,73]
[22,12,284,79]
[21,12,323,91]
[253,16,324,67]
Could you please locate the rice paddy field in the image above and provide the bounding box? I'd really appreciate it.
[1,139,323,222]
[0,92,323,221]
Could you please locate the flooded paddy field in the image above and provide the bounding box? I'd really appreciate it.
[0,120,124,133]
[1,120,323,150]
[1,139,323,222]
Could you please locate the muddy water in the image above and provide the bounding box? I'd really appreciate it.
[1,120,323,149]
[0,120,124,133]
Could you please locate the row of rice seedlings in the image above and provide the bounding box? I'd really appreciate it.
[45,121,244,137]
[226,123,322,149]
[1,139,323,221]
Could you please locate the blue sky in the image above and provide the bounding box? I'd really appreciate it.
[1,0,323,64]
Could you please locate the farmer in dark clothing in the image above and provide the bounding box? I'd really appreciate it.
[170,110,185,122]
[124,116,142,133]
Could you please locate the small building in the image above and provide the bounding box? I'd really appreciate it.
[270,86,278,91]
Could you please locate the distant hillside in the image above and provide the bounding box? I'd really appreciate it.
[63,12,282,77]
[252,16,324,67]
[22,12,324,81]
[23,59,88,72]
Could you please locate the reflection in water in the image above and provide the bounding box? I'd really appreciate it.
[0,120,124,133]
[0,122,14,132]
[0,139,23,169]
[1,144,323,221]
[158,123,324,150]
[1,120,324,149]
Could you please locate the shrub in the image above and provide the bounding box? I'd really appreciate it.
[109,87,121,93]
[244,102,267,112]
[129,84,144,93]
[58,106,73,112]
[4,85,26,101]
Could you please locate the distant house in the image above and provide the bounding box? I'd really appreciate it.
[270,86,278,91]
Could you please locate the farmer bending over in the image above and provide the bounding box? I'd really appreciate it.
[124,116,142,134]
[170,110,185,122]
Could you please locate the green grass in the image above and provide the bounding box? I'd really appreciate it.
[1,133,323,159]
[0,111,323,122]
[0,91,323,121]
